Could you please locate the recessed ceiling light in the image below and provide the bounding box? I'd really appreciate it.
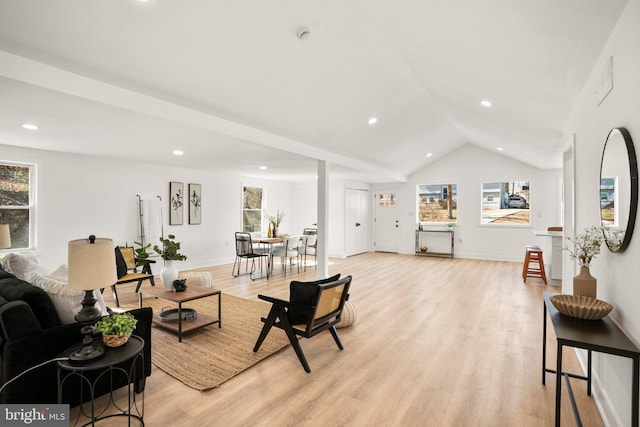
[368,117,378,125]
[172,150,184,156]
[426,152,433,158]
[21,123,39,130]
[497,147,504,151]
[259,166,268,170]
[480,100,492,108]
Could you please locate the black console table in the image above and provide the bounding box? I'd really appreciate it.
[542,292,640,427]
[414,229,454,258]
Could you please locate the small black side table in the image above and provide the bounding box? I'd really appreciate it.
[542,292,640,427]
[57,335,145,426]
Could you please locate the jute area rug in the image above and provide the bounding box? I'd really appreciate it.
[126,293,289,391]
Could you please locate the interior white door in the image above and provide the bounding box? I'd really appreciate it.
[374,190,398,252]
[346,188,369,256]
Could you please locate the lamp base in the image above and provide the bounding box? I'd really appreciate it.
[68,345,105,365]
[68,325,105,365]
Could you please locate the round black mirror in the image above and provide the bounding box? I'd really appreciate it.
[599,127,638,252]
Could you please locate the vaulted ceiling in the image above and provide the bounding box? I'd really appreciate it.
[0,0,629,182]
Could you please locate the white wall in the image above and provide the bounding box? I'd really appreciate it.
[563,0,640,425]
[375,144,562,261]
[0,144,294,272]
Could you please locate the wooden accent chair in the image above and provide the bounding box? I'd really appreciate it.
[110,246,155,307]
[253,275,352,372]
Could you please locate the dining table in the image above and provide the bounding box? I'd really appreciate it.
[254,237,285,278]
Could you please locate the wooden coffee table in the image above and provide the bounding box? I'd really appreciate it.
[138,286,221,342]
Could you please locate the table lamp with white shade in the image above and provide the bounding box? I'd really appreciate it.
[0,224,11,249]
[67,235,117,364]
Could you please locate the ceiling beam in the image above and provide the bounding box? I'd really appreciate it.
[0,50,407,182]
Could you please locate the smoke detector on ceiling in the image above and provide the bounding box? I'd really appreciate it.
[297,26,311,41]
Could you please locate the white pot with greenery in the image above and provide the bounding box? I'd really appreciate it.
[154,234,187,291]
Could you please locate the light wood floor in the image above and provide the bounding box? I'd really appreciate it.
[93,253,604,426]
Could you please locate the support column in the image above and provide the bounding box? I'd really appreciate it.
[317,160,329,278]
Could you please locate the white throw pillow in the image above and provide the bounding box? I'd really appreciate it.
[30,272,109,325]
[1,253,49,281]
[49,264,69,281]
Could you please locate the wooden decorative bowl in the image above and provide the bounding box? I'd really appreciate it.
[549,294,613,320]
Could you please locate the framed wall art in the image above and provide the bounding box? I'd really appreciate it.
[189,183,202,225]
[169,181,184,225]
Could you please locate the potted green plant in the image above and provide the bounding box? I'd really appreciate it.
[93,312,138,347]
[133,240,152,267]
[154,235,187,291]
[153,234,187,262]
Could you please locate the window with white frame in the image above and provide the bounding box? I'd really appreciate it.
[242,185,264,233]
[0,162,34,250]
[481,180,531,225]
[416,184,457,223]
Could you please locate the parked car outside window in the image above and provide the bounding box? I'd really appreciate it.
[508,195,528,209]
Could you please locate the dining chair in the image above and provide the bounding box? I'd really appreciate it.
[271,236,301,277]
[232,232,269,280]
[298,234,317,272]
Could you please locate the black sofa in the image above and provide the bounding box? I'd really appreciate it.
[0,269,152,405]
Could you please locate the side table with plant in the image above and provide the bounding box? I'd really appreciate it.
[154,234,187,291]
[94,312,138,348]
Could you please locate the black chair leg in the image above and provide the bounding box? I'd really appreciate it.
[273,311,310,372]
[111,284,120,308]
[283,322,311,373]
[253,306,278,352]
[232,256,240,277]
[135,279,144,293]
[329,326,344,350]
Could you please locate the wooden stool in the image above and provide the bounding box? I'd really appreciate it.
[522,245,547,284]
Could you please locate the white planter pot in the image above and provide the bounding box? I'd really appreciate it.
[161,261,179,291]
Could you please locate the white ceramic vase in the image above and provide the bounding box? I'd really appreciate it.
[161,260,179,291]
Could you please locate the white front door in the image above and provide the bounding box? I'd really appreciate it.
[374,190,398,252]
[346,188,369,256]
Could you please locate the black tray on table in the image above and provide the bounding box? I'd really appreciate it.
[158,308,197,323]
